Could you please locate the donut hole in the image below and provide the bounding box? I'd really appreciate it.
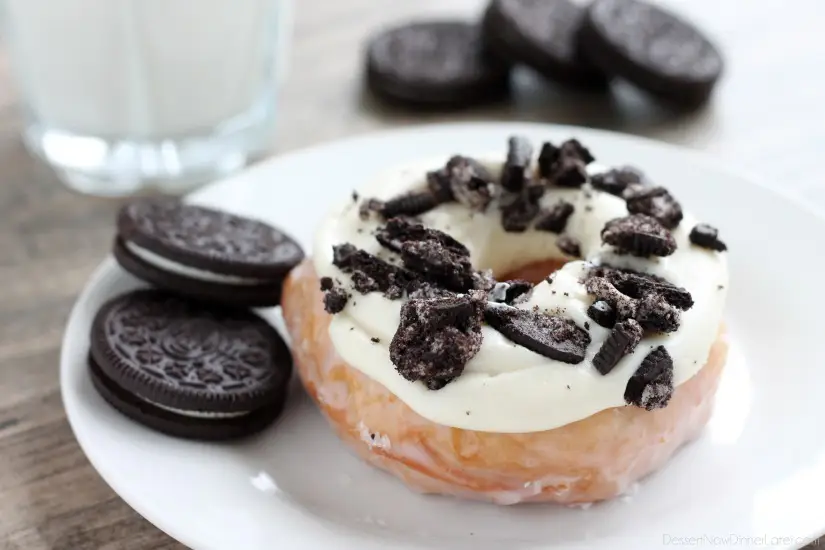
[498,258,570,285]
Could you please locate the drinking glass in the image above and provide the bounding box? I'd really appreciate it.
[2,0,291,195]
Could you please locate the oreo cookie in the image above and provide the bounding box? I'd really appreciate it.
[89,290,292,440]
[590,166,645,196]
[635,293,681,333]
[535,200,574,233]
[592,319,643,375]
[556,235,581,257]
[380,191,441,219]
[689,223,727,252]
[537,139,593,187]
[623,186,683,229]
[579,0,724,107]
[429,156,498,211]
[587,300,617,328]
[332,243,417,299]
[374,218,474,291]
[489,280,533,304]
[365,21,511,108]
[114,199,304,307]
[592,266,693,310]
[624,345,674,410]
[601,214,677,257]
[501,136,534,192]
[390,295,484,390]
[484,304,591,364]
[482,0,607,88]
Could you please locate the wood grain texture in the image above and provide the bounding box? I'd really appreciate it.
[0,0,823,548]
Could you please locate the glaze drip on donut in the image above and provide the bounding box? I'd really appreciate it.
[313,136,728,433]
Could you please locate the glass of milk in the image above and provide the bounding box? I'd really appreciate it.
[2,0,291,196]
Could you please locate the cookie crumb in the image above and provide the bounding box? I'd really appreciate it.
[689,223,727,252]
[556,235,581,257]
[323,287,349,314]
[370,337,380,343]
[535,200,574,233]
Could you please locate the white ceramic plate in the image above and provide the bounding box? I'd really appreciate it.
[61,123,825,550]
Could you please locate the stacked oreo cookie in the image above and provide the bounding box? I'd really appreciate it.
[365,0,724,110]
[89,199,304,441]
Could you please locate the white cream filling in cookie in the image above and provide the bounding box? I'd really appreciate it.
[136,394,251,419]
[125,241,269,285]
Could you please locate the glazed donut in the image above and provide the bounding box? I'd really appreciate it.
[282,137,729,504]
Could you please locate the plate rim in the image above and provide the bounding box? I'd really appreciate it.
[60,121,825,550]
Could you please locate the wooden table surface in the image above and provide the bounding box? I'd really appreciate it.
[1,0,824,548]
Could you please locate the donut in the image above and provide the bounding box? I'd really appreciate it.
[282,137,729,505]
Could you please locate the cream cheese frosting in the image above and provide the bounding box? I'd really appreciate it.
[312,154,728,433]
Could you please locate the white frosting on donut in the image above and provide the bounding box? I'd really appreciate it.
[125,241,268,285]
[312,154,728,433]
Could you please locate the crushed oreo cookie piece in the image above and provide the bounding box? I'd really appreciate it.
[471,268,496,292]
[587,300,617,328]
[390,295,484,390]
[332,243,416,297]
[350,270,380,294]
[624,346,674,410]
[590,166,644,196]
[358,198,384,220]
[538,139,592,187]
[375,217,469,255]
[453,177,496,212]
[426,155,495,204]
[426,169,454,203]
[556,235,581,257]
[585,276,638,320]
[592,319,643,375]
[535,200,575,233]
[636,293,680,333]
[501,136,534,192]
[500,191,541,232]
[590,266,693,310]
[373,218,475,291]
[489,280,533,304]
[537,142,560,179]
[323,287,349,314]
[376,219,472,288]
[380,191,440,219]
[560,139,595,165]
[553,155,589,188]
[401,239,473,291]
[601,215,677,257]
[407,281,455,300]
[484,304,591,364]
[689,223,727,252]
[447,156,497,211]
[320,276,334,291]
[623,186,683,229]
